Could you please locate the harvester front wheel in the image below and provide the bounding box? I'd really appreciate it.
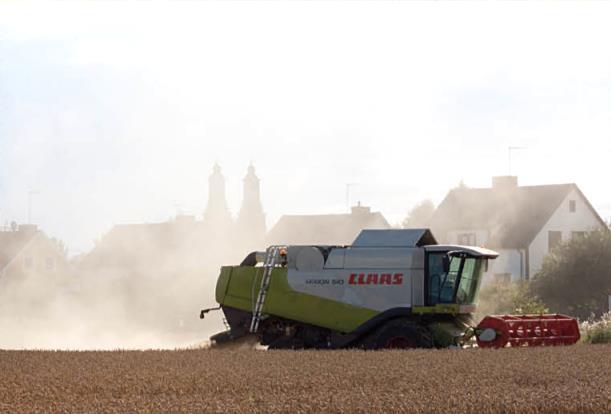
[370,318,434,349]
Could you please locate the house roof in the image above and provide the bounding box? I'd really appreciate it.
[429,183,606,249]
[266,208,391,246]
[79,218,210,270]
[0,227,41,269]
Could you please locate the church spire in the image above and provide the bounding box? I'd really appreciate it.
[203,163,232,226]
[237,164,266,250]
[240,163,263,214]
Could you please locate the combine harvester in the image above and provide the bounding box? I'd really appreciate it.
[201,229,580,349]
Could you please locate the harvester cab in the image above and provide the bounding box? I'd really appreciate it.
[426,247,492,309]
[202,228,580,349]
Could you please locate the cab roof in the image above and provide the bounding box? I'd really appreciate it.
[424,245,499,259]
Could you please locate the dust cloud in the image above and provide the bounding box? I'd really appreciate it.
[0,196,386,350]
[0,218,247,350]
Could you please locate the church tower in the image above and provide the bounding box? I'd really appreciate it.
[236,164,266,250]
[203,163,232,227]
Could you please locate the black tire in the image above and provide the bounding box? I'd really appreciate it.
[369,318,434,349]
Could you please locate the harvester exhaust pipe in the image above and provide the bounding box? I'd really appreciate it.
[200,306,221,319]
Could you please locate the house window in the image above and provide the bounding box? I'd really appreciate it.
[572,231,586,240]
[45,257,55,271]
[569,200,576,213]
[23,256,34,269]
[548,231,562,251]
[457,233,476,246]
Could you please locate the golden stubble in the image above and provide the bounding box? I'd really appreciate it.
[0,344,608,413]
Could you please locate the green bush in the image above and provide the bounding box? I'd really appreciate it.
[531,228,611,320]
[475,280,548,322]
[581,312,611,344]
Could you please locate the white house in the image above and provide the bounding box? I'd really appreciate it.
[429,176,607,282]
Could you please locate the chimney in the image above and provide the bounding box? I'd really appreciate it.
[351,201,371,215]
[492,176,518,191]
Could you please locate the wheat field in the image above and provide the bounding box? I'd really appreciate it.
[0,344,609,413]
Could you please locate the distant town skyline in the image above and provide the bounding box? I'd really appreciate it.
[1,2,610,254]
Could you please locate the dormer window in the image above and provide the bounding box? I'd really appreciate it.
[569,200,576,213]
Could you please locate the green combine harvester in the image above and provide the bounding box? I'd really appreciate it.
[201,229,504,349]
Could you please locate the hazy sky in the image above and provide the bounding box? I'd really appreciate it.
[1,1,610,254]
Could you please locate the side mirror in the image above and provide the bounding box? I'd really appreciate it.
[442,255,450,273]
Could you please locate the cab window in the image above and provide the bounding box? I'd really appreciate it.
[427,253,445,305]
[456,258,483,304]
[439,256,461,303]
[427,252,460,304]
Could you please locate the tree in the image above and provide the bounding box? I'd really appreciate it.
[530,228,611,320]
[402,199,435,228]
